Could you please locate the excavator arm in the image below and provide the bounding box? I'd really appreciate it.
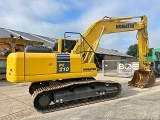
[72,15,155,88]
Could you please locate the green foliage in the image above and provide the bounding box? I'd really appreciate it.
[126,44,138,57]
[126,44,154,58]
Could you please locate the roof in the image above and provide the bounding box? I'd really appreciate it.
[96,47,133,57]
[0,27,57,47]
[0,27,133,58]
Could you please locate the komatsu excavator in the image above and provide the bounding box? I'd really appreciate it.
[6,15,155,112]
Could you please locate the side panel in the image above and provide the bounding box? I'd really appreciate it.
[70,54,82,73]
[25,53,56,75]
[82,63,97,77]
[7,53,97,83]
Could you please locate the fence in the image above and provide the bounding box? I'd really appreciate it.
[102,60,139,77]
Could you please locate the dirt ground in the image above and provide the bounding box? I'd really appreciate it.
[0,73,160,120]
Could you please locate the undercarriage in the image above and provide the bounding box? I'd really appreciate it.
[29,78,122,113]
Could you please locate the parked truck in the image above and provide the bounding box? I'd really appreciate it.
[0,36,44,80]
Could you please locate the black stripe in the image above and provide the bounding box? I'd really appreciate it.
[57,55,70,61]
[57,54,70,56]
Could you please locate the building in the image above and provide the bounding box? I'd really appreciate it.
[0,27,57,47]
[96,47,136,62]
[95,47,137,69]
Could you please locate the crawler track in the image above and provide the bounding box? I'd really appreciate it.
[32,79,122,113]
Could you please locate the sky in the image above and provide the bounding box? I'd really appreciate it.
[0,0,159,53]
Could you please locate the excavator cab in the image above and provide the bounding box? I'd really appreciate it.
[52,38,77,53]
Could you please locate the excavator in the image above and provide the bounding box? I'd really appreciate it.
[6,15,155,112]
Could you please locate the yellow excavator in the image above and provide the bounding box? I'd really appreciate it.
[6,15,155,112]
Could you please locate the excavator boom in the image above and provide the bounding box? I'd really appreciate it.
[72,15,155,88]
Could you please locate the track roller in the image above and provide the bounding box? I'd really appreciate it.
[34,91,52,110]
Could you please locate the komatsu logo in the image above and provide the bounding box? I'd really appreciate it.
[116,23,134,29]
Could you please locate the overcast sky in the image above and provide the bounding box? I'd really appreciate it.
[0,0,159,53]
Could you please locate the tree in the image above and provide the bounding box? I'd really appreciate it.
[126,44,138,57]
[126,44,154,58]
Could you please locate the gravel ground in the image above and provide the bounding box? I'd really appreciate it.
[0,73,160,120]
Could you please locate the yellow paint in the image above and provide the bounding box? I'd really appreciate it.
[7,52,97,83]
